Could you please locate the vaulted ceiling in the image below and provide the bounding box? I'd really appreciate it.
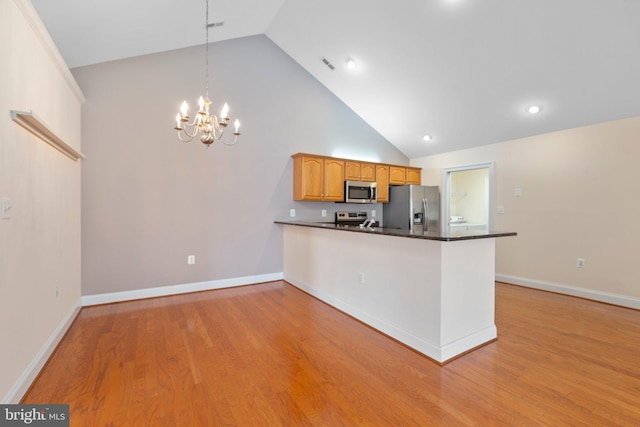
[31,0,640,158]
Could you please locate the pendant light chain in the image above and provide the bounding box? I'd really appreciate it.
[205,0,209,98]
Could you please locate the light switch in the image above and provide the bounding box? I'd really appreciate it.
[496,206,505,214]
[514,188,522,197]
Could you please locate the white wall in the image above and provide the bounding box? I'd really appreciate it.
[412,116,640,306]
[72,35,408,297]
[0,0,84,402]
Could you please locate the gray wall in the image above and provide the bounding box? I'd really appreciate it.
[73,35,407,296]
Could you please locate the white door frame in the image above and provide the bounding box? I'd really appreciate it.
[442,162,495,230]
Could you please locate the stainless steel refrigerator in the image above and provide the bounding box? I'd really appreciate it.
[383,185,440,232]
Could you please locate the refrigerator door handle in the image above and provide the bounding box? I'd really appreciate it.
[423,198,429,232]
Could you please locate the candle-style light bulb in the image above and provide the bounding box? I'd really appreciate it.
[180,101,188,116]
[175,113,182,128]
[198,96,205,111]
[234,119,240,133]
[221,103,229,120]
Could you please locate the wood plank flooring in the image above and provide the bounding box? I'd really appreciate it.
[23,281,640,426]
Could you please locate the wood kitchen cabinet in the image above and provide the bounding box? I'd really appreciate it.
[406,167,421,184]
[389,166,406,185]
[345,161,376,182]
[292,154,345,201]
[292,153,420,201]
[375,164,390,203]
[390,166,422,185]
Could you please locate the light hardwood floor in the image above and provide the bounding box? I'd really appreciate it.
[23,281,640,426]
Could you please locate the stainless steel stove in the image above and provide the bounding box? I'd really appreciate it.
[335,211,368,226]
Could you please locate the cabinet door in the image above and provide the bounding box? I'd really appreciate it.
[406,167,421,185]
[360,162,376,182]
[389,166,406,185]
[303,157,325,200]
[293,156,324,200]
[323,159,345,201]
[344,161,361,181]
[376,164,390,203]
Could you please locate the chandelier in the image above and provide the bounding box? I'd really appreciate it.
[174,0,240,147]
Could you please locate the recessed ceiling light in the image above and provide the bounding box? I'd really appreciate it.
[423,135,433,142]
[346,58,357,69]
[527,105,542,114]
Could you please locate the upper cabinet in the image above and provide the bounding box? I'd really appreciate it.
[323,158,346,200]
[345,161,376,182]
[292,154,345,201]
[390,166,421,185]
[389,166,406,185]
[292,153,420,202]
[375,164,390,203]
[406,167,421,185]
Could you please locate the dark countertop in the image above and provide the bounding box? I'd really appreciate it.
[275,220,517,242]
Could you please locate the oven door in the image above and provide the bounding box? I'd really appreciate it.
[345,181,377,203]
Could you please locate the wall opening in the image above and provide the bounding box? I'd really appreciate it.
[442,163,494,231]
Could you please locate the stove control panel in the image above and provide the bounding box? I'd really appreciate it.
[335,211,368,223]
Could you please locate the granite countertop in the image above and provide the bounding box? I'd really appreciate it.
[275,220,517,242]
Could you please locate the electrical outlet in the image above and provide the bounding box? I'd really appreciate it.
[322,209,327,217]
[1,197,11,219]
[497,206,505,214]
[290,209,296,217]
[359,272,365,284]
[371,210,376,218]
[514,188,522,197]
[576,258,585,268]
[188,255,196,265]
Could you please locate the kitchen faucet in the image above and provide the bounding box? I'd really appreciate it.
[359,218,376,229]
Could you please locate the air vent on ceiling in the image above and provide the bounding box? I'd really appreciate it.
[321,57,335,70]
[207,21,225,28]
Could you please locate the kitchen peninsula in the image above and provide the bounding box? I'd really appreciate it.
[275,220,516,364]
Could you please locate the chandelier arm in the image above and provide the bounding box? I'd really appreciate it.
[177,131,195,142]
[220,135,239,146]
[211,125,223,140]
[185,116,200,127]
[182,124,201,138]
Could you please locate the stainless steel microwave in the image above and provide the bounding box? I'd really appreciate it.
[344,181,377,203]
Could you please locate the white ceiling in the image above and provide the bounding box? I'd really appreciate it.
[31,0,640,158]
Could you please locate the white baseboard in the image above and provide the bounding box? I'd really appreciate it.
[81,272,284,306]
[496,274,640,310]
[285,273,494,364]
[284,273,439,361]
[3,273,284,403]
[440,325,497,362]
[2,299,82,404]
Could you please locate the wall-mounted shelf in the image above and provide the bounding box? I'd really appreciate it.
[11,110,85,161]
